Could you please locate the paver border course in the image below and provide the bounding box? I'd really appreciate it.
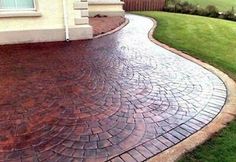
[93,18,129,39]
[142,15,236,162]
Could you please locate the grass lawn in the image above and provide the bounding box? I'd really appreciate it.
[183,0,236,12]
[179,121,236,162]
[133,12,236,80]
[133,11,236,161]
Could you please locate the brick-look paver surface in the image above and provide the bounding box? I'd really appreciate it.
[89,16,125,36]
[0,15,226,162]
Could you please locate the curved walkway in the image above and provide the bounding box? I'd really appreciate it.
[0,14,227,162]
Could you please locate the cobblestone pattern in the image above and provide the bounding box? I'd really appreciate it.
[89,16,125,37]
[0,14,227,162]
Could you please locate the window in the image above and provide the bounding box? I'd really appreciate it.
[0,0,36,11]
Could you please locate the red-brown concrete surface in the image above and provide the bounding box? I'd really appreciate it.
[89,16,125,36]
[0,14,226,162]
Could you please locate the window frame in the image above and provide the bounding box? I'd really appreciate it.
[0,0,37,11]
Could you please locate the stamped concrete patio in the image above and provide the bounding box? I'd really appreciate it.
[0,15,227,162]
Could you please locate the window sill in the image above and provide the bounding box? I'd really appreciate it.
[0,11,41,18]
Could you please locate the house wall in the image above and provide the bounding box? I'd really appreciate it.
[88,0,125,17]
[0,0,93,45]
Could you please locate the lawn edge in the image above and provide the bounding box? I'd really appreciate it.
[144,15,236,162]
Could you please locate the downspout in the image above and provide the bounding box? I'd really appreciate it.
[63,0,70,41]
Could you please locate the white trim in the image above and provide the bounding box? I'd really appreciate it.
[88,1,124,5]
[0,0,36,11]
[0,0,40,18]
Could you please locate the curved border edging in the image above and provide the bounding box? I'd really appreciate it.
[93,18,129,39]
[145,16,236,162]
